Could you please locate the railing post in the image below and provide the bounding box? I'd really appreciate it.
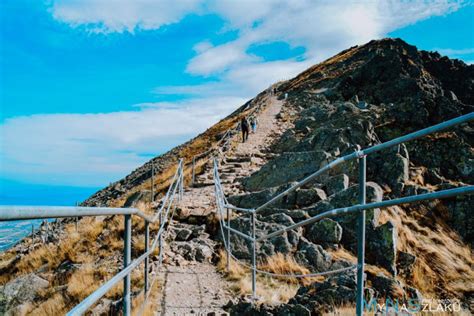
[75,202,79,232]
[123,214,132,316]
[180,161,184,201]
[159,211,163,265]
[144,221,149,293]
[151,162,154,204]
[192,157,196,187]
[251,211,257,300]
[226,207,231,272]
[356,155,366,316]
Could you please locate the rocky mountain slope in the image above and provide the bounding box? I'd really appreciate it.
[225,38,473,314]
[1,38,473,315]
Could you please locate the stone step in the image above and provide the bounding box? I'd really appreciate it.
[225,156,252,163]
[225,162,245,168]
[193,182,214,188]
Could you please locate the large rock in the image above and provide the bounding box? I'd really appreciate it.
[307,182,384,250]
[288,270,359,314]
[368,144,409,194]
[225,215,302,259]
[228,183,297,209]
[445,194,474,246]
[295,188,327,207]
[324,174,349,196]
[367,221,398,275]
[397,251,416,277]
[305,218,343,246]
[243,151,332,191]
[370,273,404,298]
[1,274,49,313]
[295,238,332,271]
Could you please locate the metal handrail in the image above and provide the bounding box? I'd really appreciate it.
[213,112,474,316]
[0,159,185,316]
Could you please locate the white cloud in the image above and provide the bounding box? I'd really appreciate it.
[0,97,245,186]
[5,0,462,187]
[51,0,203,33]
[185,0,461,76]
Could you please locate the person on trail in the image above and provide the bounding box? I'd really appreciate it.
[250,116,258,133]
[240,117,250,142]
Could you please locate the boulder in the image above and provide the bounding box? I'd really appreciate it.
[445,194,474,246]
[295,238,332,271]
[195,244,213,262]
[256,208,308,223]
[324,174,349,196]
[309,182,383,250]
[1,274,49,313]
[370,273,404,298]
[288,270,358,313]
[367,221,398,275]
[243,151,332,191]
[296,188,327,207]
[306,218,343,246]
[397,251,416,277]
[228,182,298,209]
[175,228,192,241]
[225,216,301,259]
[262,213,295,227]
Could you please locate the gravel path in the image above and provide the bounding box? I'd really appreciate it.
[155,264,231,315]
[235,96,283,156]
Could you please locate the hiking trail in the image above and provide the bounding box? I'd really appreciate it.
[154,95,287,315]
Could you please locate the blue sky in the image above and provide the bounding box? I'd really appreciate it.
[0,0,473,202]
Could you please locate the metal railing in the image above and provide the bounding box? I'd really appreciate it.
[191,129,233,186]
[213,112,474,315]
[0,159,185,316]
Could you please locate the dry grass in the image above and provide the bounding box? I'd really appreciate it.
[379,205,474,298]
[132,269,163,316]
[66,265,96,301]
[216,249,247,281]
[217,249,309,305]
[30,293,67,316]
[259,253,322,286]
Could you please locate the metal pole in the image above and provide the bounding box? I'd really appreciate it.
[251,212,257,300]
[226,207,231,272]
[356,155,366,316]
[75,202,79,232]
[159,211,163,265]
[179,162,184,201]
[192,157,196,187]
[144,222,149,293]
[31,224,34,240]
[151,162,154,204]
[123,214,132,316]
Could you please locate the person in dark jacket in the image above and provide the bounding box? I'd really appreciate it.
[240,117,249,142]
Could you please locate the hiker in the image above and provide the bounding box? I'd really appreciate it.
[250,116,258,133]
[240,117,249,142]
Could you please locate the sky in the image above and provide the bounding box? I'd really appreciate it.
[0,0,473,202]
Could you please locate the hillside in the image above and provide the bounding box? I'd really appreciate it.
[1,38,473,315]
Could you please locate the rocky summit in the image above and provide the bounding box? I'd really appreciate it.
[1,38,473,315]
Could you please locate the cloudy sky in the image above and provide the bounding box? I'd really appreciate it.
[1,1,473,194]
